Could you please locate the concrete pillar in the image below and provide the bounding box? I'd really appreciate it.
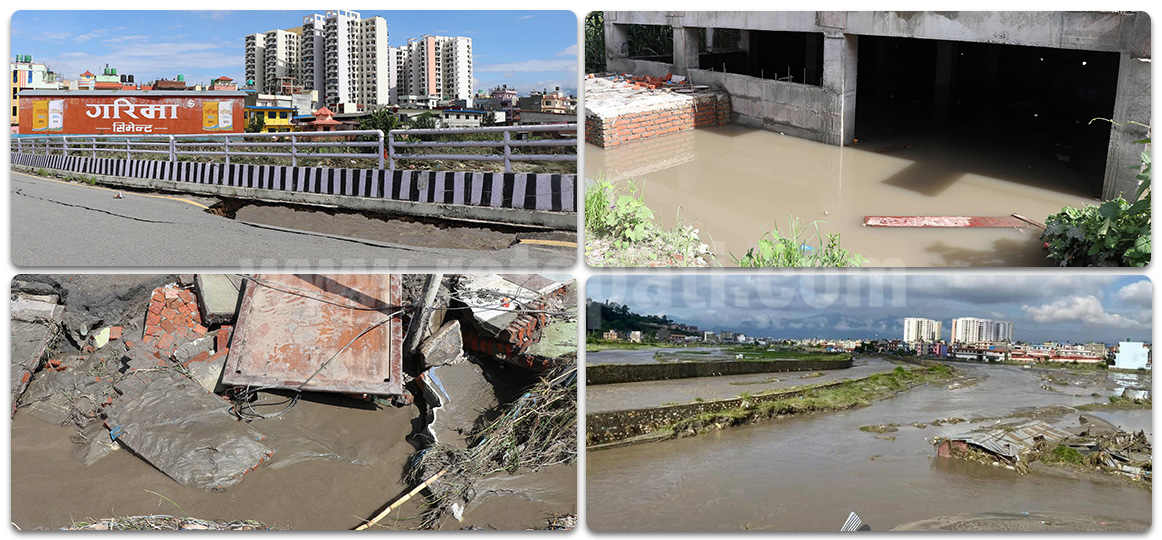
[933,41,955,131]
[604,22,629,68]
[1102,52,1151,200]
[672,25,701,75]
[822,32,858,146]
[739,29,750,51]
[705,28,716,53]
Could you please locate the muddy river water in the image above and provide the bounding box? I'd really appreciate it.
[585,125,1096,266]
[587,363,1150,531]
[11,394,575,530]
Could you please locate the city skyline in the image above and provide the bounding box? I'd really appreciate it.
[586,275,1152,344]
[11,10,578,96]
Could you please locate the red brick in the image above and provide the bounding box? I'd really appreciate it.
[192,324,208,336]
[21,372,30,384]
[216,327,231,351]
[160,308,178,320]
[147,312,161,326]
[142,335,156,347]
[178,290,194,304]
[124,340,134,349]
[109,327,123,340]
[83,345,95,353]
[167,298,182,310]
[159,319,176,333]
[157,333,175,351]
[185,351,212,367]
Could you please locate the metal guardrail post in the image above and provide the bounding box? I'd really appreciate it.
[91,137,97,158]
[168,136,175,162]
[377,130,384,170]
[503,129,512,173]
[290,134,297,167]
[224,135,231,166]
[387,131,395,170]
[16,138,22,154]
[62,136,69,157]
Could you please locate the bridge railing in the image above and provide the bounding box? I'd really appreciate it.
[12,123,580,173]
[387,123,577,173]
[11,130,386,168]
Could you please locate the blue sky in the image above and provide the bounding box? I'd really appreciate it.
[11,10,578,95]
[587,275,1152,344]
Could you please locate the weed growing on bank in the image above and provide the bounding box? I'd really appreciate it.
[584,178,711,267]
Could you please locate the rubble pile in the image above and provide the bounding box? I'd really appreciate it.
[11,273,578,530]
[407,274,578,527]
[935,414,1152,481]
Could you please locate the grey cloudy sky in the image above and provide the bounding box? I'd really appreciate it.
[586,274,1152,344]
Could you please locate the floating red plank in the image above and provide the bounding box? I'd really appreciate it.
[864,216,1031,228]
[222,274,403,396]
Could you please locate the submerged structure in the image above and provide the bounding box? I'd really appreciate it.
[599,11,1151,200]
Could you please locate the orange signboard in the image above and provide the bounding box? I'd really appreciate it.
[17,92,245,135]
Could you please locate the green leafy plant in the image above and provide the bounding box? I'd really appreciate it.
[245,113,265,133]
[1043,123,1150,267]
[732,215,865,267]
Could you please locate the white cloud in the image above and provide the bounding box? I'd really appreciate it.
[476,59,577,74]
[1113,280,1152,307]
[558,44,578,57]
[516,15,536,20]
[40,31,70,41]
[103,35,151,45]
[1021,295,1148,329]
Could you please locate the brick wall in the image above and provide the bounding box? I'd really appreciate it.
[585,92,731,149]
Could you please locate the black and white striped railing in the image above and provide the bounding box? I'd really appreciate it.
[11,153,577,213]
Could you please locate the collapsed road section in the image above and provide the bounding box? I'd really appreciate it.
[10,274,577,530]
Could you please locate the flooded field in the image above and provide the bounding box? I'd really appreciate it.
[587,363,1150,531]
[585,125,1096,266]
[588,356,898,413]
[11,394,575,531]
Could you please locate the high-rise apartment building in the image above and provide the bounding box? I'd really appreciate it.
[903,317,942,344]
[950,317,1014,345]
[248,12,471,109]
[245,29,301,96]
[249,10,388,110]
[317,10,389,108]
[392,35,473,102]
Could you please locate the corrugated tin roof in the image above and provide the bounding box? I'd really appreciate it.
[949,420,1072,460]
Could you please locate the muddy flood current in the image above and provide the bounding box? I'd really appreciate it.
[587,362,1151,531]
[585,125,1096,266]
[11,394,575,530]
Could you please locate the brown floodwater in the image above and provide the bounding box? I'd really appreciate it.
[587,363,1151,531]
[11,393,575,530]
[585,125,1097,266]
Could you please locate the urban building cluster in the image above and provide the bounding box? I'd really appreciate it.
[11,10,578,135]
[897,315,1149,369]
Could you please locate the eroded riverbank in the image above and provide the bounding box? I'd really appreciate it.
[587,362,1150,531]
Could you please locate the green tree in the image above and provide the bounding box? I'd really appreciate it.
[358,108,401,134]
[410,111,441,130]
[585,11,606,74]
[245,113,265,133]
[482,110,497,127]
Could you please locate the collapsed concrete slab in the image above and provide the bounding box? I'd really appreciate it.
[195,274,244,325]
[418,362,500,449]
[10,294,65,409]
[420,320,465,369]
[105,370,272,491]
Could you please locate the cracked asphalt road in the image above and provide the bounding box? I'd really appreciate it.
[10,169,576,268]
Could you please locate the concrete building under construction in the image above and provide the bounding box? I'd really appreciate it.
[599,11,1151,200]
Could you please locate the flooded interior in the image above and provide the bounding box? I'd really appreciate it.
[587,362,1151,531]
[11,390,575,531]
[585,123,1097,266]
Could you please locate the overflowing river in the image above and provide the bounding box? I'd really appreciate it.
[587,363,1150,531]
[585,125,1096,266]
